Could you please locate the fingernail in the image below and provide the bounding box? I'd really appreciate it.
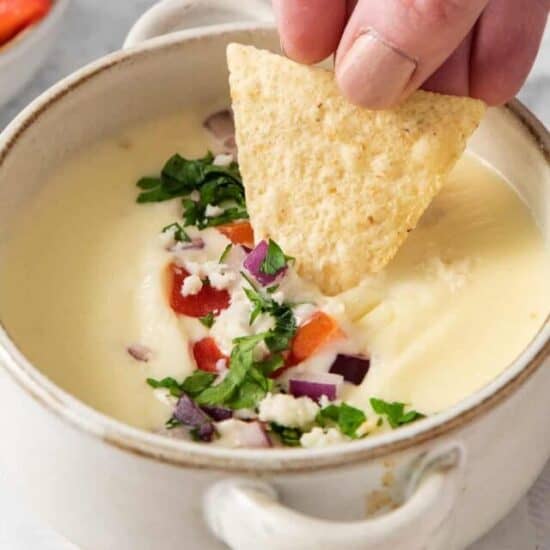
[337,29,417,108]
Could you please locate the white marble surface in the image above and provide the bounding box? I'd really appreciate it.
[0,2,548,549]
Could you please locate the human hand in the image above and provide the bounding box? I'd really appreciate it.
[273,0,549,108]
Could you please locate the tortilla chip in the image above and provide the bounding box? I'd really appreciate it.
[227,43,485,295]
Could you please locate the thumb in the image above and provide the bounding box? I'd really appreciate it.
[335,0,489,108]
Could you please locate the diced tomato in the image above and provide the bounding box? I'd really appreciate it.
[0,0,51,46]
[192,337,227,373]
[217,221,254,248]
[168,263,230,318]
[290,312,344,363]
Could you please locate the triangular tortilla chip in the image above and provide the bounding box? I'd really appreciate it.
[227,43,485,295]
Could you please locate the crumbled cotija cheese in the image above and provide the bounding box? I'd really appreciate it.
[205,204,225,217]
[209,270,237,290]
[258,393,319,429]
[181,274,203,296]
[300,427,348,448]
[213,153,234,167]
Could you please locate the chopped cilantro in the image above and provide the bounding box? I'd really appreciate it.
[137,177,162,190]
[255,353,285,376]
[260,239,294,275]
[147,372,216,399]
[219,243,232,263]
[136,152,248,229]
[241,272,297,352]
[199,312,216,328]
[195,334,265,408]
[270,423,302,447]
[266,285,279,294]
[181,371,216,398]
[162,222,191,243]
[370,398,425,428]
[146,377,184,398]
[317,403,366,439]
[165,417,182,430]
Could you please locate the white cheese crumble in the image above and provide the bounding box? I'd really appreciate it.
[213,153,234,167]
[209,270,237,290]
[293,303,317,326]
[189,190,200,201]
[205,204,225,218]
[300,427,348,448]
[215,358,228,371]
[181,274,203,296]
[258,393,319,429]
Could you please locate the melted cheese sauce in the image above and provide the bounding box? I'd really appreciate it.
[0,111,548,430]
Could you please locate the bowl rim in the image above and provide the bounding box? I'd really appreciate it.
[0,0,70,64]
[0,23,548,474]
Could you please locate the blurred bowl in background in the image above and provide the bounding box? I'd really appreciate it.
[0,0,69,108]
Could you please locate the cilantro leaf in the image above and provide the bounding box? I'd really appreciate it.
[255,354,284,376]
[162,152,213,194]
[241,272,297,352]
[146,377,184,398]
[265,305,296,352]
[317,403,366,439]
[219,244,232,263]
[201,206,249,228]
[370,398,425,428]
[137,177,162,190]
[180,371,216,398]
[198,312,216,328]
[226,378,268,409]
[136,152,248,230]
[270,423,302,447]
[260,239,293,275]
[162,222,191,243]
[194,334,265,408]
[165,417,182,430]
[137,187,175,203]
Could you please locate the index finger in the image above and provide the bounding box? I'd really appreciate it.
[273,0,347,64]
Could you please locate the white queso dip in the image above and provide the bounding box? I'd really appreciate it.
[0,108,548,448]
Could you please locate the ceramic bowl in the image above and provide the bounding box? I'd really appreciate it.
[0,2,548,549]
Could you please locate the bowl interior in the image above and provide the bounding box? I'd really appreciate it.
[0,25,548,471]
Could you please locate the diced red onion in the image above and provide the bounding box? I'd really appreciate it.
[174,394,215,442]
[235,421,272,448]
[243,240,286,286]
[329,354,370,385]
[201,405,233,421]
[289,372,344,402]
[127,344,152,362]
[203,110,235,141]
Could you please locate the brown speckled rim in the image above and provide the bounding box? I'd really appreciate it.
[0,24,548,474]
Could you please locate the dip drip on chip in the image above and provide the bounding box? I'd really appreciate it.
[227,44,486,295]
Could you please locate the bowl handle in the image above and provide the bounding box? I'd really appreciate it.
[123,0,273,49]
[204,443,464,550]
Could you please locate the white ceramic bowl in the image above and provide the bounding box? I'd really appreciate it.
[0,2,548,549]
[0,0,69,108]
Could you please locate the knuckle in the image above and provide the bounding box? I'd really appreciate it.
[401,0,476,27]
